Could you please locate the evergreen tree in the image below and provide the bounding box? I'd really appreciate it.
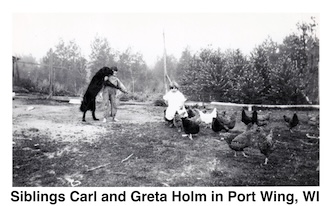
[89,35,118,78]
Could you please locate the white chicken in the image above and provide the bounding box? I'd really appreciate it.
[198,108,217,126]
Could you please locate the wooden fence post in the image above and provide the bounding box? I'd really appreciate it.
[12,56,20,85]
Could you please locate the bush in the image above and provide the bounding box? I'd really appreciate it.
[119,94,130,102]
[15,78,35,92]
[154,99,167,107]
[117,92,168,106]
[119,92,150,102]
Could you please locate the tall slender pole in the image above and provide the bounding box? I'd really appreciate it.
[163,30,168,93]
[14,57,20,84]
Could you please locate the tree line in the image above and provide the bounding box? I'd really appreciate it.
[13,17,319,104]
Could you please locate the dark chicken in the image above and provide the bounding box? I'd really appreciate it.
[181,116,200,140]
[186,107,201,121]
[212,117,228,133]
[241,109,257,125]
[164,108,188,132]
[225,123,257,157]
[186,106,198,118]
[283,113,299,132]
[215,111,237,131]
[173,112,183,132]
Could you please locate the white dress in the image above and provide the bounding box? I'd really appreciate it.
[163,90,187,120]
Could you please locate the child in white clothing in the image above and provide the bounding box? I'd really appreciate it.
[163,82,187,126]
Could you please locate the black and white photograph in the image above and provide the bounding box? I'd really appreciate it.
[11,12,320,187]
[5,1,329,205]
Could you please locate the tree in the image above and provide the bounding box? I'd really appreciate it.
[176,46,193,78]
[235,63,266,104]
[179,47,233,102]
[270,17,319,104]
[40,39,88,96]
[129,52,149,93]
[16,54,38,83]
[152,55,178,93]
[296,18,319,104]
[225,49,249,103]
[249,39,278,104]
[13,54,41,92]
[89,35,118,78]
[55,39,87,95]
[117,48,149,93]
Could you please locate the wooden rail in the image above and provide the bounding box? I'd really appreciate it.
[210,101,319,110]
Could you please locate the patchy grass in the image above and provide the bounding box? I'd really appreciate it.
[12,98,319,187]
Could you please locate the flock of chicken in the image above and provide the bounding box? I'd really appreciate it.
[166,106,302,165]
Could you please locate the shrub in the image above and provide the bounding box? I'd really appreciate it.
[119,94,130,102]
[16,78,35,92]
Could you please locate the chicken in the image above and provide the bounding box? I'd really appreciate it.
[198,108,217,125]
[257,128,275,165]
[212,111,237,132]
[283,113,299,132]
[186,107,201,122]
[258,111,271,121]
[241,109,257,125]
[219,111,237,130]
[212,117,228,133]
[186,107,200,118]
[176,107,190,131]
[197,108,217,129]
[255,111,271,126]
[163,109,173,127]
[173,112,183,132]
[307,113,319,127]
[164,107,188,132]
[241,110,252,125]
[186,106,198,118]
[225,123,257,157]
[181,116,200,140]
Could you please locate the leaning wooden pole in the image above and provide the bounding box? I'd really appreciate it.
[163,30,168,93]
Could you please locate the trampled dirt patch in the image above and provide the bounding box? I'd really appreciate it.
[12,97,319,187]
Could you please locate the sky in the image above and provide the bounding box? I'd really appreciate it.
[12,13,319,67]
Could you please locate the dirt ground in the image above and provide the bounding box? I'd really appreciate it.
[12,98,163,142]
[12,96,320,187]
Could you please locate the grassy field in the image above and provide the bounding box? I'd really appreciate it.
[12,97,319,187]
